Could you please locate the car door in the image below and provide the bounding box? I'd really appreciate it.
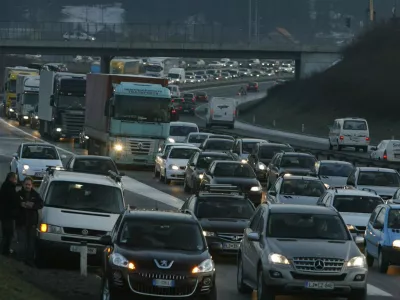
[267,177,282,203]
[369,207,386,258]
[246,210,265,283]
[365,206,380,256]
[185,152,199,187]
[269,154,282,184]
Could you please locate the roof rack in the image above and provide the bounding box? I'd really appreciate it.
[197,184,242,196]
[108,170,122,183]
[46,166,64,176]
[361,188,378,195]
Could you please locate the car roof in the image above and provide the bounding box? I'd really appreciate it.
[357,167,397,173]
[282,175,321,181]
[71,155,113,161]
[200,151,233,157]
[267,203,337,215]
[319,160,353,165]
[206,138,233,143]
[326,188,381,197]
[126,210,197,223]
[197,193,247,200]
[259,143,291,148]
[188,132,210,136]
[239,138,267,143]
[282,152,315,157]
[169,145,200,150]
[49,170,121,188]
[170,122,198,127]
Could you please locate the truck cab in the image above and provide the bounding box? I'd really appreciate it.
[16,75,40,126]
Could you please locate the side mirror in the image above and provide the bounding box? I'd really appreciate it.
[247,232,260,242]
[370,146,377,151]
[268,190,276,196]
[119,172,125,176]
[60,154,67,159]
[190,163,195,167]
[99,235,112,245]
[49,95,54,106]
[12,152,18,159]
[354,236,364,245]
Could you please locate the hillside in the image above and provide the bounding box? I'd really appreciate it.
[240,20,400,144]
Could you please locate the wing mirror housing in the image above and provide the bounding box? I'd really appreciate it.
[247,232,260,242]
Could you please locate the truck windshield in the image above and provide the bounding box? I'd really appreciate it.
[9,80,16,93]
[23,93,38,105]
[146,65,163,72]
[58,95,85,109]
[114,96,171,123]
[168,73,179,79]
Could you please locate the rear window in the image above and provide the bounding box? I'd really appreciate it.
[333,196,383,213]
[204,140,234,151]
[259,146,293,159]
[170,125,198,136]
[248,82,257,86]
[281,155,316,169]
[197,91,207,96]
[358,171,400,187]
[388,209,400,229]
[72,159,117,175]
[196,199,254,219]
[343,120,367,130]
[188,134,208,143]
[213,163,255,178]
[318,163,353,177]
[196,155,232,169]
[182,93,194,98]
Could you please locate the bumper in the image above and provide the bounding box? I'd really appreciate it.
[262,267,367,297]
[166,169,186,180]
[206,238,240,255]
[338,140,369,147]
[382,246,400,264]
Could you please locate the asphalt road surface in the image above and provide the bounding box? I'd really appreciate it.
[0,81,398,299]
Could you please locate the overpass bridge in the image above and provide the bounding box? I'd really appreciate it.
[0,21,343,79]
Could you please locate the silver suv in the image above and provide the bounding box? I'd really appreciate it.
[237,204,367,300]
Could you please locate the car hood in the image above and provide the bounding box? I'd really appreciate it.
[19,159,62,171]
[211,177,259,188]
[340,212,370,227]
[267,238,358,260]
[280,167,315,176]
[277,195,319,205]
[199,218,249,233]
[167,158,189,168]
[357,185,398,198]
[319,176,347,187]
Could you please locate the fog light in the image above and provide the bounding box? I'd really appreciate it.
[203,278,212,286]
[354,274,365,281]
[269,270,282,278]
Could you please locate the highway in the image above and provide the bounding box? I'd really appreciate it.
[0,81,398,299]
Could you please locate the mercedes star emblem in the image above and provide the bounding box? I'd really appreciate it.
[82,229,89,235]
[314,259,325,270]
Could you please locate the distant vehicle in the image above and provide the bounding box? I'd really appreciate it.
[184,132,213,147]
[168,67,186,84]
[195,91,208,102]
[168,122,199,143]
[370,140,400,162]
[63,31,95,41]
[246,82,259,92]
[205,97,236,129]
[208,61,224,68]
[329,117,370,152]
[316,160,354,187]
[233,138,269,160]
[110,58,140,75]
[167,85,180,97]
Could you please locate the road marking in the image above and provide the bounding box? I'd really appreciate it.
[367,283,393,296]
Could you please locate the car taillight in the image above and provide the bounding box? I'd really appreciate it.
[192,98,195,102]
[172,109,176,114]
[339,136,344,140]
[179,106,182,110]
[383,150,387,160]
[366,137,370,141]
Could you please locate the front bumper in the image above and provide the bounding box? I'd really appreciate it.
[206,236,241,255]
[262,266,367,297]
[166,168,186,180]
[19,171,44,184]
[382,245,400,265]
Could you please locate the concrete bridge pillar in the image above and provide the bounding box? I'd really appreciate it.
[298,52,342,79]
[100,55,112,73]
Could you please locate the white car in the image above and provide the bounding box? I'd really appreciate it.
[184,132,213,147]
[10,143,66,184]
[63,31,96,41]
[370,140,400,162]
[208,61,224,68]
[168,121,199,143]
[158,146,200,184]
[154,142,196,177]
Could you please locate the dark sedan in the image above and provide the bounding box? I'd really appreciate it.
[246,82,259,92]
[195,91,209,102]
[199,138,234,152]
[65,155,124,176]
[200,161,263,206]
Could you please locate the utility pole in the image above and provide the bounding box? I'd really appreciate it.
[254,0,259,43]
[248,0,252,42]
[369,0,374,21]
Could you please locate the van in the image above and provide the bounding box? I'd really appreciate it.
[167,84,180,98]
[328,117,370,152]
[168,68,185,84]
[205,97,236,129]
[370,140,400,161]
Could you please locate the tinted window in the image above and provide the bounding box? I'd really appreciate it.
[182,93,194,98]
[213,163,256,178]
[242,142,261,154]
[170,125,198,136]
[343,120,367,130]
[196,91,207,96]
[45,181,124,214]
[333,196,383,213]
[72,159,117,175]
[268,213,349,240]
[280,155,316,169]
[204,140,234,151]
[259,146,293,159]
[188,134,208,143]
[248,82,257,86]
[169,148,198,159]
[197,155,232,169]
[208,135,234,141]
[196,199,254,219]
[318,163,353,177]
[118,220,205,251]
[388,209,400,229]
[281,179,326,197]
[21,145,59,160]
[358,171,400,187]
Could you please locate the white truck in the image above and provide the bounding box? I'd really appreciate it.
[15,75,40,126]
[168,67,186,84]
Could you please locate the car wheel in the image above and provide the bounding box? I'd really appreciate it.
[378,249,389,273]
[364,247,374,267]
[237,257,253,294]
[362,146,368,152]
[183,178,190,193]
[154,166,160,178]
[329,141,333,150]
[257,269,275,300]
[347,288,367,300]
[163,171,171,184]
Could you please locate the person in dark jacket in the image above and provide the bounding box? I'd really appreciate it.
[16,177,43,265]
[0,172,18,256]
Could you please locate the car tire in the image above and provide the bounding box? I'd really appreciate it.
[163,172,171,184]
[347,288,367,300]
[257,269,275,300]
[154,166,160,178]
[237,257,253,294]
[329,142,333,150]
[362,146,368,152]
[364,247,374,267]
[100,277,124,300]
[378,249,389,273]
[183,178,190,193]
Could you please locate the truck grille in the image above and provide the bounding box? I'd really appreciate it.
[63,227,107,237]
[217,233,243,242]
[61,112,84,137]
[129,139,154,155]
[292,257,344,273]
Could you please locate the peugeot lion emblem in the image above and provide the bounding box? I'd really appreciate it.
[314,259,325,270]
[137,142,143,149]
[154,259,174,269]
[82,229,89,235]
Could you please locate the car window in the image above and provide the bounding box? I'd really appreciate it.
[369,207,381,224]
[259,146,293,159]
[170,125,198,136]
[343,120,367,130]
[333,196,383,213]
[358,171,400,187]
[188,134,208,143]
[388,209,400,229]
[374,208,386,228]
[196,199,254,219]
[72,159,117,175]
[169,148,198,159]
[318,163,353,177]
[21,145,59,160]
[204,140,234,151]
[280,156,316,169]
[249,209,262,231]
[242,142,260,154]
[281,179,326,197]
[212,163,256,178]
[196,155,232,169]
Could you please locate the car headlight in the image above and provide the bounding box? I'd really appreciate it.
[114,144,123,151]
[268,253,290,265]
[168,138,175,143]
[203,231,215,237]
[393,240,400,248]
[39,223,62,234]
[250,186,261,192]
[192,258,214,273]
[23,116,29,119]
[35,116,38,119]
[23,164,29,170]
[346,256,366,268]
[241,159,248,163]
[198,174,204,179]
[347,225,355,231]
[169,165,179,170]
[110,253,135,269]
[9,108,14,112]
[258,163,266,170]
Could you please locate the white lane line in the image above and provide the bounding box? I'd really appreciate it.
[0,118,185,207]
[367,284,393,296]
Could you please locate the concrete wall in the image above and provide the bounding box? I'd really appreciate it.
[299,52,342,79]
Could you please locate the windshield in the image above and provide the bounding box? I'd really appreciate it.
[343,120,367,130]
[358,171,400,187]
[259,146,293,159]
[388,209,400,229]
[197,91,207,96]
[213,163,256,178]
[196,199,254,219]
[333,196,383,213]
[268,213,349,240]
[45,181,124,214]
[197,155,232,169]
[23,93,39,105]
[204,140,234,151]
[281,179,326,197]
[242,142,260,154]
[318,163,353,177]
[118,220,205,251]
[58,95,85,109]
[168,73,179,79]
[188,134,208,143]
[170,125,198,136]
[145,65,163,72]
[72,159,117,175]
[9,80,16,93]
[169,148,198,159]
[21,145,59,160]
[114,95,170,123]
[281,156,316,169]
[183,93,194,98]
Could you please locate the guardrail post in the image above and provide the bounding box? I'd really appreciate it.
[80,241,88,277]
[273,120,276,127]
[253,115,256,124]
[392,135,395,140]
[301,124,305,133]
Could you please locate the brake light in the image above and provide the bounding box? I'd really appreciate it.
[179,106,182,110]
[366,137,370,141]
[171,99,174,102]
[172,109,176,114]
[339,136,344,140]
[192,98,195,102]
[383,150,387,160]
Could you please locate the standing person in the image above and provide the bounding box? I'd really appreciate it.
[0,172,18,256]
[16,177,43,265]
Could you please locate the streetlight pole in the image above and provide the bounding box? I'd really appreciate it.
[248,0,252,42]
[254,0,258,43]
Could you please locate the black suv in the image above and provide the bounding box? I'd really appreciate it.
[99,209,217,300]
[181,185,255,255]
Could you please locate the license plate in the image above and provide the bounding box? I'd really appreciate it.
[223,243,240,249]
[153,279,175,287]
[69,245,97,255]
[214,114,222,117]
[350,136,360,141]
[305,282,334,290]
[34,172,44,177]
